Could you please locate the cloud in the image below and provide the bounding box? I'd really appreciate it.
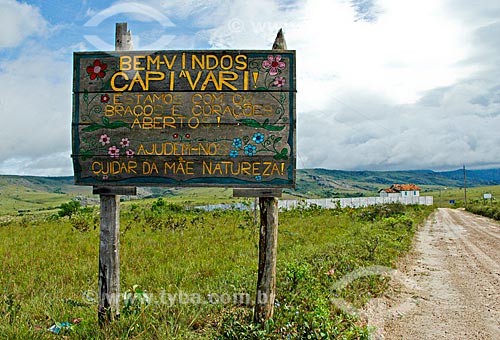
[0,51,72,175]
[0,0,48,48]
[2,0,500,175]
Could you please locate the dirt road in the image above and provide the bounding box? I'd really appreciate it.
[376,208,500,339]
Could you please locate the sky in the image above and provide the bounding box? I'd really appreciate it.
[0,0,500,176]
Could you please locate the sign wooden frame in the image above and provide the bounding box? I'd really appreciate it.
[72,50,296,188]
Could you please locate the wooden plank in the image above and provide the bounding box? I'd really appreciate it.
[73,91,291,125]
[93,186,136,195]
[233,188,282,197]
[73,155,294,187]
[73,50,296,93]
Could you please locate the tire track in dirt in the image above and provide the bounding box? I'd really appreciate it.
[376,208,500,340]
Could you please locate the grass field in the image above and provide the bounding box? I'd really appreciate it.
[426,184,500,207]
[0,200,433,339]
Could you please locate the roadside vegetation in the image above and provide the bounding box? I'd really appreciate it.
[466,201,500,221]
[0,200,433,339]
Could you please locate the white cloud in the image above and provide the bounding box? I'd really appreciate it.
[0,0,48,48]
[1,0,500,175]
[0,52,72,175]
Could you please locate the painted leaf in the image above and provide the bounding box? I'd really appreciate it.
[280,92,286,104]
[82,124,104,132]
[274,148,289,160]
[255,87,268,91]
[107,121,130,129]
[239,119,262,128]
[101,80,112,91]
[273,137,282,145]
[102,117,110,126]
[262,120,285,131]
[83,89,89,105]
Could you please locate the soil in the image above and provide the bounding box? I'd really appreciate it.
[367,208,500,340]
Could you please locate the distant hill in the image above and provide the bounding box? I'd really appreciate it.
[287,168,500,197]
[1,168,499,214]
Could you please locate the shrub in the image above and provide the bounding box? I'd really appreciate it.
[69,210,98,232]
[58,201,81,217]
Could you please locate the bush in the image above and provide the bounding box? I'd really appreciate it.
[69,210,98,232]
[58,201,81,217]
[356,203,406,221]
[467,202,500,220]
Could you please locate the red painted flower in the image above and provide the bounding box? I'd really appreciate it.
[125,149,135,158]
[108,146,120,158]
[100,94,110,103]
[87,59,107,80]
[185,133,191,139]
[173,133,179,139]
[262,55,285,76]
[273,76,286,87]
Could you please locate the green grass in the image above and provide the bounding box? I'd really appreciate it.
[426,184,500,207]
[0,200,433,339]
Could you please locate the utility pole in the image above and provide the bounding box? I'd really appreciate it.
[463,165,467,208]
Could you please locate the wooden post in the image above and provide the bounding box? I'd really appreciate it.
[254,197,279,323]
[96,22,134,323]
[98,194,121,321]
[253,28,287,324]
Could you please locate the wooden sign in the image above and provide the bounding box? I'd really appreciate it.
[72,50,296,187]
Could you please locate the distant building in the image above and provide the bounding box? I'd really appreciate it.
[378,184,421,198]
[378,188,401,198]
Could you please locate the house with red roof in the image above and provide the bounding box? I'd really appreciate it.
[378,184,421,198]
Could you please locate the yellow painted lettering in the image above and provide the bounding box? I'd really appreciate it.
[120,56,132,71]
[110,72,129,91]
[235,54,247,70]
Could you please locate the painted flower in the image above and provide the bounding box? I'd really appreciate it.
[173,133,179,139]
[273,76,286,87]
[262,55,285,76]
[185,133,191,139]
[120,137,130,148]
[229,150,238,158]
[255,175,262,181]
[125,149,135,158]
[102,175,109,180]
[232,138,243,148]
[100,94,110,103]
[252,132,265,144]
[99,134,110,146]
[108,146,119,158]
[244,144,257,156]
[86,60,107,80]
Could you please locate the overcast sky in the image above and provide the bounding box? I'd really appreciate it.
[0,0,499,175]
